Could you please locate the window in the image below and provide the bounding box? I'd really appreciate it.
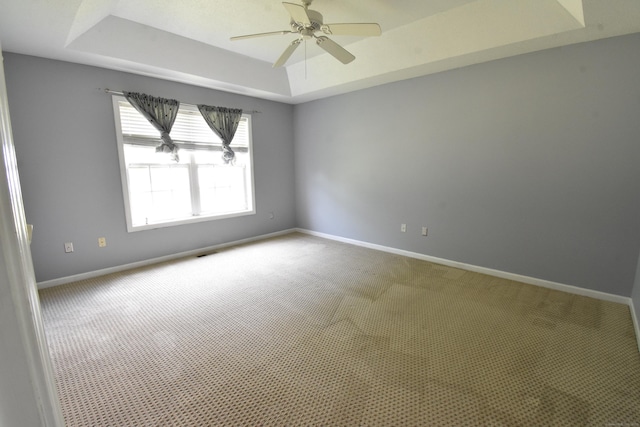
[112,96,255,231]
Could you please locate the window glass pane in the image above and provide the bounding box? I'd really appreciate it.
[194,150,220,165]
[128,166,152,226]
[130,192,152,227]
[150,167,177,190]
[127,165,192,226]
[234,151,249,166]
[128,166,151,193]
[148,166,192,221]
[198,165,248,214]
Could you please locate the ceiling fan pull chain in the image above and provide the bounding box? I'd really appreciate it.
[305,39,307,80]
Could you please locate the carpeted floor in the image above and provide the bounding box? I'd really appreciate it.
[39,232,640,426]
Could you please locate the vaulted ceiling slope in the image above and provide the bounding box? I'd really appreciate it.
[1,0,639,104]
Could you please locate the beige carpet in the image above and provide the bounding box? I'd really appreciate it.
[39,232,640,426]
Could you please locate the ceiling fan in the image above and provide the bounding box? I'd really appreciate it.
[230,0,381,68]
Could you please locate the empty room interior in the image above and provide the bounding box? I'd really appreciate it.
[1,0,640,425]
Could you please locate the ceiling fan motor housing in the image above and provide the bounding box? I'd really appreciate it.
[291,9,323,38]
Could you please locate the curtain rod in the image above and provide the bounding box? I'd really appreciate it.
[101,88,261,114]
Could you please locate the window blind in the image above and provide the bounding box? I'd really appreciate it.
[117,100,249,147]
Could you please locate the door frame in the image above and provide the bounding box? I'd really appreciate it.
[0,45,65,426]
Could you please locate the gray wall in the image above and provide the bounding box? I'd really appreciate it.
[4,53,296,283]
[6,34,640,296]
[294,33,640,297]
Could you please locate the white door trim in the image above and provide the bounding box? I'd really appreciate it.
[0,46,65,426]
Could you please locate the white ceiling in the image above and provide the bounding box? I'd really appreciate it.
[1,0,639,104]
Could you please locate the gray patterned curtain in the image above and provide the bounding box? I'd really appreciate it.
[123,91,180,162]
[197,105,243,164]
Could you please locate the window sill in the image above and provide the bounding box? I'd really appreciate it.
[126,209,256,232]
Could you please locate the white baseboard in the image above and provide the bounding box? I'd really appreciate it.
[631,300,640,353]
[37,228,297,289]
[37,227,640,352]
[297,228,640,351]
[295,228,632,306]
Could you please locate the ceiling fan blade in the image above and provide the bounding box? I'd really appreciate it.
[321,23,381,37]
[230,30,294,41]
[315,36,355,64]
[273,38,302,68]
[283,2,311,25]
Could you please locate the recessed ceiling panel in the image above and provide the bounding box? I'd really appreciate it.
[286,0,586,98]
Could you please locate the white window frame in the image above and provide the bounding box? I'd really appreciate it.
[112,95,256,232]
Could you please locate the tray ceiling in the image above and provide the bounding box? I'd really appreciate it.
[1,0,639,103]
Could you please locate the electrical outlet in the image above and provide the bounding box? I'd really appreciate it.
[401,223,407,233]
[64,242,74,253]
[422,227,428,236]
[98,237,107,248]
